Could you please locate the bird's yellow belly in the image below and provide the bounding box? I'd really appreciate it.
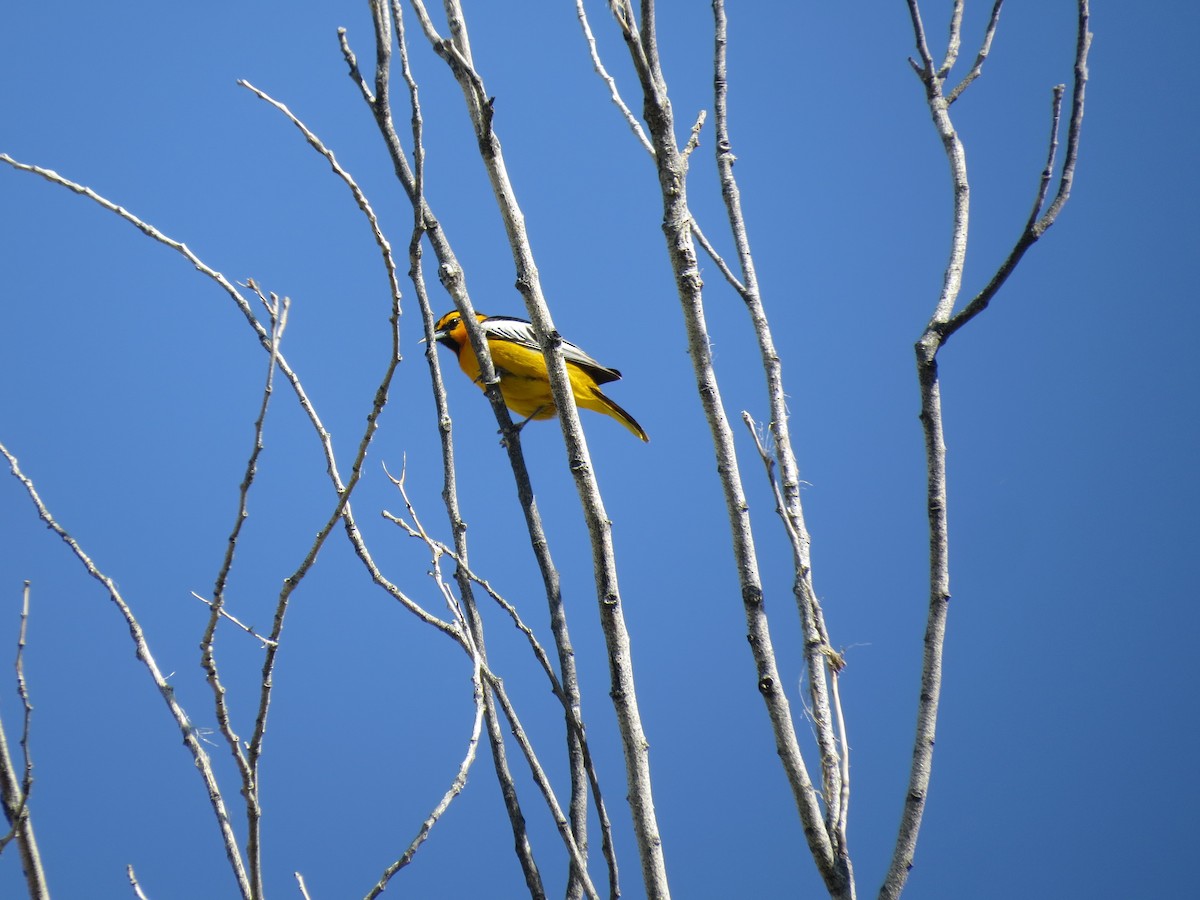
[494,370,558,419]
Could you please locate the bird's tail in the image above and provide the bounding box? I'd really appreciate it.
[590,388,649,442]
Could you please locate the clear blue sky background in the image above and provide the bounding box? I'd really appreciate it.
[2,2,1196,898]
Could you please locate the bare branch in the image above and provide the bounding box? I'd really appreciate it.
[711,1,849,888]
[946,1,1004,104]
[574,0,654,155]
[884,5,1091,899]
[0,582,48,900]
[127,865,150,900]
[481,671,602,900]
[939,0,965,76]
[374,469,601,897]
[366,585,486,897]
[0,154,346,498]
[0,444,252,898]
[238,81,403,316]
[1037,1,1091,230]
[192,284,284,891]
[681,109,706,159]
[577,3,744,307]
[939,86,1062,341]
[407,3,664,895]
[830,667,851,841]
[15,583,34,807]
[905,0,936,74]
[191,593,277,647]
[942,0,1091,343]
[383,485,622,897]
[741,414,846,852]
[346,6,559,895]
[689,220,745,295]
[214,83,409,895]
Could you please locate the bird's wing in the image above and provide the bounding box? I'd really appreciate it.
[482,316,622,384]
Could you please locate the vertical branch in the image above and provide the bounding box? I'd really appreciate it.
[882,5,1091,898]
[199,283,286,899]
[881,6,974,895]
[939,0,965,76]
[344,4,580,895]
[405,2,668,895]
[228,81,407,899]
[712,2,850,881]
[602,0,850,894]
[0,582,48,900]
[385,2,550,893]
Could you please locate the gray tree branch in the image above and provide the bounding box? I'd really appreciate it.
[882,4,1091,898]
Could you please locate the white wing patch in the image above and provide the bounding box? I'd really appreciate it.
[481,316,620,381]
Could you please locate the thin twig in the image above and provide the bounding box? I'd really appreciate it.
[939,0,965,76]
[481,670,602,900]
[830,668,850,839]
[0,443,251,898]
[382,469,570,698]
[0,154,350,520]
[238,81,402,314]
[941,2,1090,343]
[0,582,48,900]
[192,593,277,647]
[196,284,285,894]
[383,458,621,897]
[741,414,845,844]
[574,0,654,154]
[15,582,34,811]
[690,220,746,295]
[127,865,151,900]
[682,109,706,159]
[372,462,599,897]
[365,564,486,898]
[226,79,408,896]
[575,2,744,299]
[905,0,936,74]
[294,871,313,900]
[946,1,1004,104]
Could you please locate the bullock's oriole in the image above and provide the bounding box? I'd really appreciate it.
[432,311,649,442]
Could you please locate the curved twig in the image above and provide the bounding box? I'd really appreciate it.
[0,443,252,899]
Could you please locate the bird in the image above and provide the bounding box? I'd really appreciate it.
[431,310,649,442]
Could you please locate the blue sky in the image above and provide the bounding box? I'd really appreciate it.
[2,2,1197,898]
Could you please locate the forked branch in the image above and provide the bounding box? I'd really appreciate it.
[883,5,1091,899]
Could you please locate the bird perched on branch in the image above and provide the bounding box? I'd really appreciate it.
[431,311,649,442]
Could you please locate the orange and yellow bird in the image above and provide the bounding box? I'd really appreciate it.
[432,311,649,442]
